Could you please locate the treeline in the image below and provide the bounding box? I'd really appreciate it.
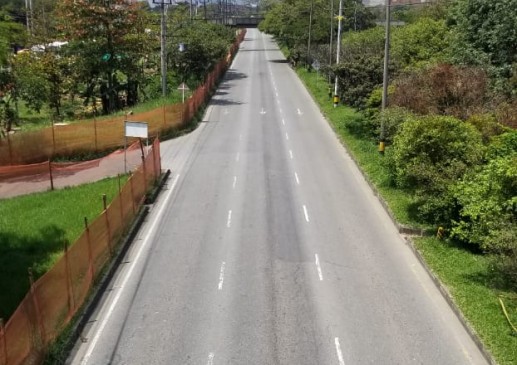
[261,0,517,286]
[0,1,235,134]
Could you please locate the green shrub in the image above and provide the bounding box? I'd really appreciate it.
[387,115,484,223]
[466,114,507,144]
[451,155,517,253]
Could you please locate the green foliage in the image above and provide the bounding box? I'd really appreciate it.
[466,114,507,144]
[391,17,449,70]
[0,10,26,66]
[447,0,517,95]
[168,13,234,87]
[260,0,374,60]
[448,0,517,70]
[388,115,483,223]
[451,154,517,256]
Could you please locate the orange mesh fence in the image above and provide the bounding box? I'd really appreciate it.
[0,28,245,365]
[0,29,246,167]
[0,138,162,365]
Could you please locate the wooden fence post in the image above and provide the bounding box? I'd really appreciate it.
[63,242,75,316]
[7,133,13,165]
[84,217,95,283]
[48,161,54,191]
[118,174,124,225]
[129,173,136,214]
[103,194,113,256]
[28,268,46,347]
[0,318,7,365]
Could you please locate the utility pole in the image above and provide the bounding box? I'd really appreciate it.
[307,0,314,68]
[379,0,391,153]
[160,1,167,97]
[329,0,334,81]
[333,0,343,108]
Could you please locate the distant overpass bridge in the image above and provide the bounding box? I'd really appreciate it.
[209,16,265,27]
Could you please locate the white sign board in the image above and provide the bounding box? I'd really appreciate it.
[125,121,148,138]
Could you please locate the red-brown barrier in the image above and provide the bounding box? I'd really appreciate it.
[0,29,246,166]
[0,138,161,365]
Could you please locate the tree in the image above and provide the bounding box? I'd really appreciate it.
[447,0,517,92]
[56,0,154,113]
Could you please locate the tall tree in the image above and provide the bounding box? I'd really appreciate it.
[56,0,154,113]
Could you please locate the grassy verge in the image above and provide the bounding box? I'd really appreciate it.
[0,176,127,320]
[415,237,517,365]
[296,67,517,364]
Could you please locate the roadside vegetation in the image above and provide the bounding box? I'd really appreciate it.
[0,1,235,134]
[0,176,126,321]
[261,0,517,363]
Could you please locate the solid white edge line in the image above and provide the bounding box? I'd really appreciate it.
[315,254,323,281]
[303,205,310,222]
[218,262,226,290]
[294,172,300,185]
[227,210,232,228]
[335,337,345,365]
[80,174,180,365]
[207,352,215,365]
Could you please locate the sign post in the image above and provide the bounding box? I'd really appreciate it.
[124,121,148,173]
[177,82,189,103]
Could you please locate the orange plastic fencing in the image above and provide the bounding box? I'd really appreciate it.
[0,29,246,166]
[0,29,245,365]
[0,138,161,365]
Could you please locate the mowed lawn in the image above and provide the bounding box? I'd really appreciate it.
[0,176,125,321]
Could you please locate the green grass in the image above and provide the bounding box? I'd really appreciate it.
[296,67,517,365]
[415,237,517,365]
[0,176,127,321]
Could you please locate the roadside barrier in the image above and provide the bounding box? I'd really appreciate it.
[0,138,161,365]
[0,29,246,166]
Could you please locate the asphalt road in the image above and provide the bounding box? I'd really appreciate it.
[67,29,489,365]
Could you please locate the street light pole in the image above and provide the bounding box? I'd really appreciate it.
[333,0,343,108]
[379,0,391,153]
[329,0,334,84]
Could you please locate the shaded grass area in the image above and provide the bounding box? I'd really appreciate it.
[296,67,517,364]
[415,237,517,365]
[0,176,126,321]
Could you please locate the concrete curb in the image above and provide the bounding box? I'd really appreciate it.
[296,71,497,365]
[57,172,170,363]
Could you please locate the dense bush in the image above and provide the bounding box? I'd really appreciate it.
[391,64,488,119]
[452,154,517,252]
[387,115,484,223]
[391,17,449,70]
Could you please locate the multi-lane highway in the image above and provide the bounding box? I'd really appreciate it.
[67,29,488,365]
